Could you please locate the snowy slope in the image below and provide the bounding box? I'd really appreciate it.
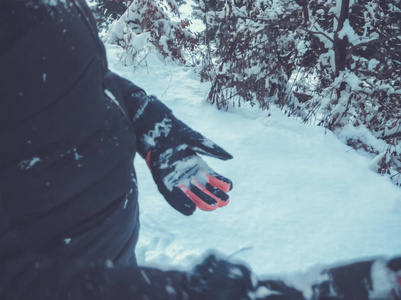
[106,44,401,277]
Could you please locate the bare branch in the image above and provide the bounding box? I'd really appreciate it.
[309,30,334,43]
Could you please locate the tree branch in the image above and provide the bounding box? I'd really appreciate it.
[309,30,334,43]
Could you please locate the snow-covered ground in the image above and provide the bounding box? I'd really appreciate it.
[106,44,401,278]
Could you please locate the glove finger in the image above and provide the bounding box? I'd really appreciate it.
[205,182,230,207]
[179,183,218,211]
[192,179,229,208]
[167,187,197,216]
[179,121,233,160]
[190,181,219,207]
[207,173,233,193]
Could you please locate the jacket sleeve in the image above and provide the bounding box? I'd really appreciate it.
[103,71,147,115]
[102,71,174,158]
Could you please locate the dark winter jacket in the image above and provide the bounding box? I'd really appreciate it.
[0,0,147,298]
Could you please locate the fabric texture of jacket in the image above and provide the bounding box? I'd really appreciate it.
[0,0,146,298]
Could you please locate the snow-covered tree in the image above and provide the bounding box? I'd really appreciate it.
[288,0,401,184]
[193,0,401,184]
[88,0,133,34]
[104,0,197,66]
[192,0,300,109]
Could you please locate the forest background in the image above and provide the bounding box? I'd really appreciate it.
[88,0,401,187]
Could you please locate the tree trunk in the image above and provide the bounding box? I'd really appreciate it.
[334,0,350,77]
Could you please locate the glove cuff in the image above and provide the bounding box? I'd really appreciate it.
[133,96,174,158]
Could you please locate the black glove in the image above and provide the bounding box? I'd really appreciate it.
[102,72,233,215]
[134,96,233,216]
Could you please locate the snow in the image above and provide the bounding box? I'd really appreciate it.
[368,58,380,71]
[370,259,395,299]
[163,155,210,192]
[141,118,172,150]
[337,18,380,47]
[104,88,129,119]
[41,0,67,6]
[249,286,280,298]
[106,44,401,277]
[19,157,41,170]
[124,198,129,209]
[74,152,83,161]
[338,19,360,45]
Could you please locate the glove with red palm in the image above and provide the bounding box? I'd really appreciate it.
[134,96,233,216]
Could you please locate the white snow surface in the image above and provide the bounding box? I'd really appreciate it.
[106,44,401,277]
